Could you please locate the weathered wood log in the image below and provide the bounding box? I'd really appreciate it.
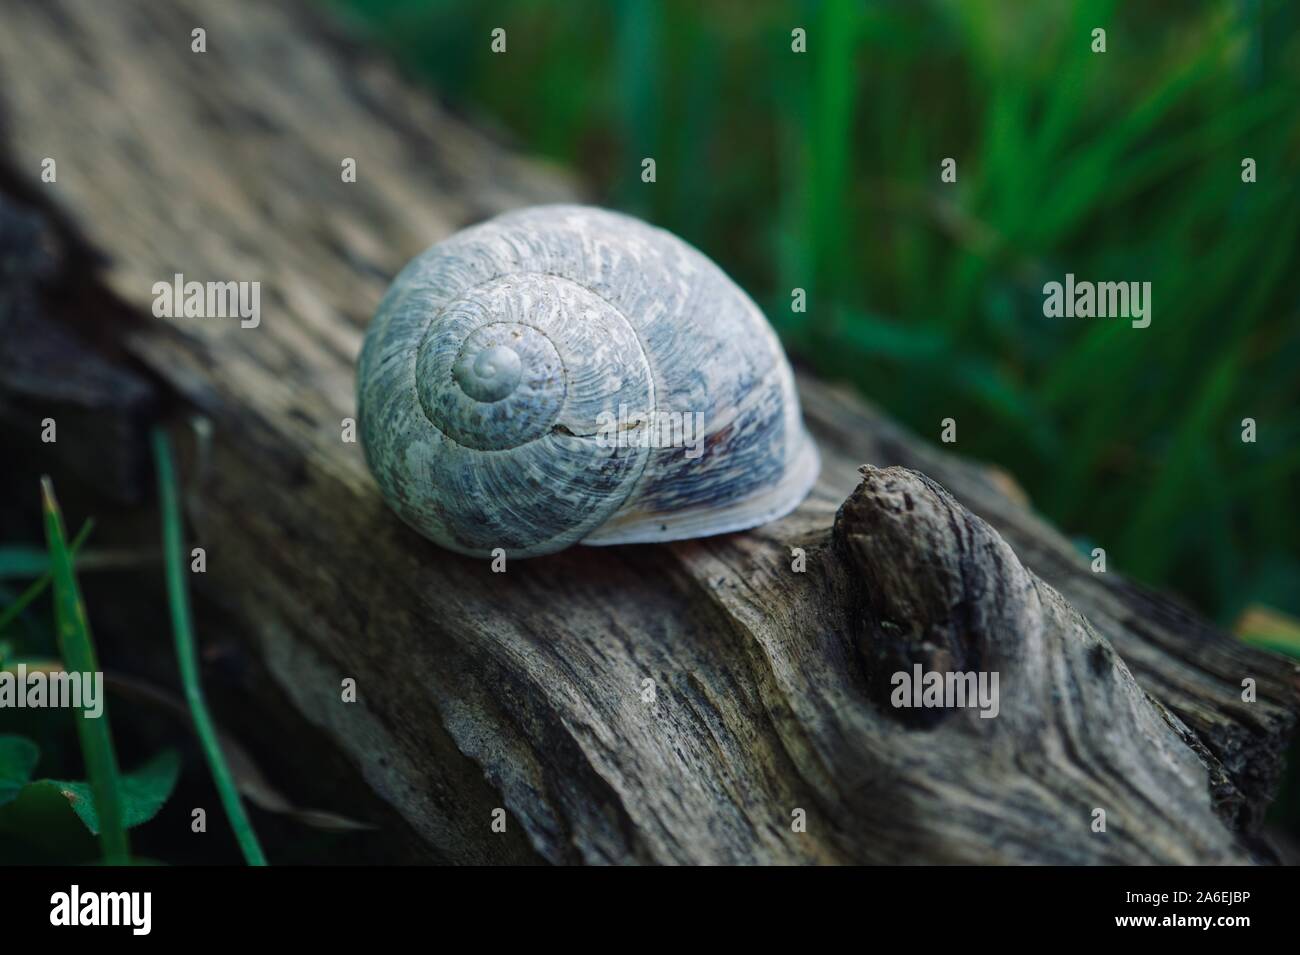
[0,0,1295,864]
[0,196,161,505]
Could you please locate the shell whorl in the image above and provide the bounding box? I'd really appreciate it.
[360,258,656,556]
[357,205,820,558]
[452,337,529,404]
[417,291,570,451]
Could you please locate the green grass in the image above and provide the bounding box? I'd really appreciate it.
[325,0,1300,629]
[152,429,268,866]
[0,520,93,634]
[40,478,130,865]
[0,454,268,865]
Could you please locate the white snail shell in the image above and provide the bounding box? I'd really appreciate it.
[356,205,819,558]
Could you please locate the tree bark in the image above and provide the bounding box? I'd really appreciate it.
[0,0,1295,864]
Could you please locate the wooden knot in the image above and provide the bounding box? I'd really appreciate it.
[832,465,1022,724]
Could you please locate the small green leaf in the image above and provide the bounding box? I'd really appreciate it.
[0,777,99,863]
[0,735,40,807]
[44,749,181,835]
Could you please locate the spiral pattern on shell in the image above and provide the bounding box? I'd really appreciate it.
[357,205,819,557]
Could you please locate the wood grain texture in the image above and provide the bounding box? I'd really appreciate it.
[0,0,1295,863]
[0,197,160,503]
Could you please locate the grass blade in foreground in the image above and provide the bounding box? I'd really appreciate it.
[152,428,267,865]
[40,478,130,865]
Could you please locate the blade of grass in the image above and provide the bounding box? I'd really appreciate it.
[809,0,857,305]
[0,520,94,634]
[0,547,69,579]
[0,545,149,579]
[152,428,267,866]
[40,479,129,865]
[614,0,661,217]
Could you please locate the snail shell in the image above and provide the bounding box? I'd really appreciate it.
[357,205,819,558]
